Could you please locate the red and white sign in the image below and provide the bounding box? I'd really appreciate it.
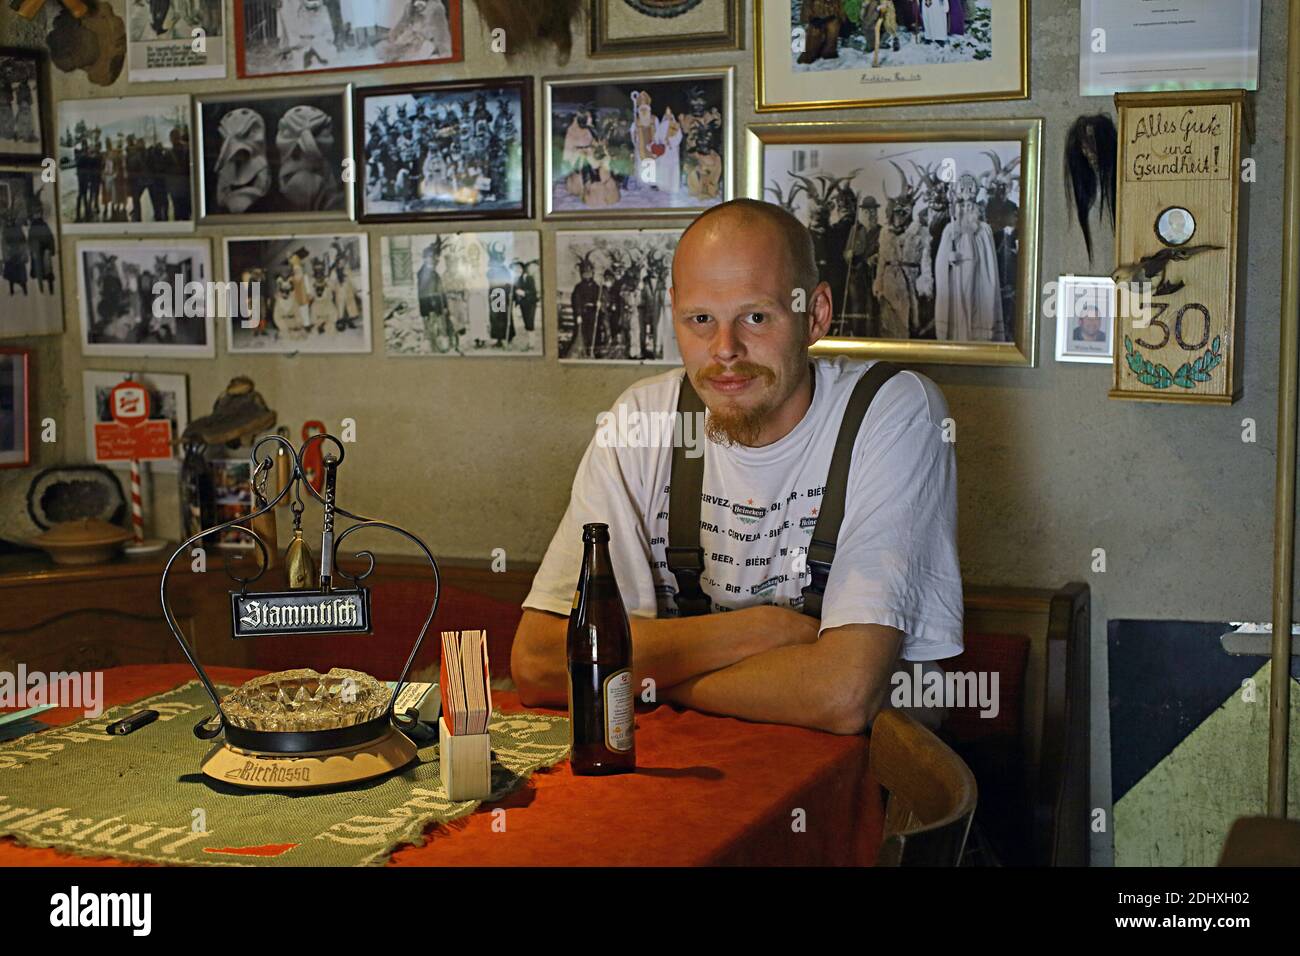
[93,380,174,462]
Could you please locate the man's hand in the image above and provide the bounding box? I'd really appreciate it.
[510,604,820,708]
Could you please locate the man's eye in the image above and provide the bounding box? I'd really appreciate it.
[744,312,766,324]
[690,314,711,324]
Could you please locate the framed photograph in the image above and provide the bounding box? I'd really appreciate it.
[82,369,190,472]
[196,86,353,223]
[356,77,532,224]
[0,166,63,338]
[1080,0,1260,96]
[555,228,680,363]
[223,233,371,353]
[210,457,254,549]
[57,95,195,234]
[755,0,1027,112]
[0,347,30,468]
[127,0,228,81]
[76,239,215,358]
[234,0,463,79]
[589,0,743,57]
[746,117,1041,366]
[544,67,733,219]
[1054,275,1115,365]
[381,231,542,356]
[0,49,47,163]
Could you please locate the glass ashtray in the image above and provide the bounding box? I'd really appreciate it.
[222,667,391,733]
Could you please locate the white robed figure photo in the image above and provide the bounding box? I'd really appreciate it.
[922,0,950,43]
[653,107,683,195]
[934,173,1002,341]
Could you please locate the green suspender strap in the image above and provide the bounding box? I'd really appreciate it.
[667,361,902,619]
[800,360,901,618]
[667,371,712,616]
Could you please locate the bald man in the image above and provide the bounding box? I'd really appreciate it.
[512,199,962,735]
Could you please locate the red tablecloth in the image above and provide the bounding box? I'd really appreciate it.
[0,665,883,867]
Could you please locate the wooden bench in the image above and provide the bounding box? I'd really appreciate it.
[945,582,1091,866]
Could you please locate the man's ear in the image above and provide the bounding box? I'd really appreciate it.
[807,280,834,345]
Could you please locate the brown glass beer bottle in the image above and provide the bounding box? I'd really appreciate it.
[567,522,635,775]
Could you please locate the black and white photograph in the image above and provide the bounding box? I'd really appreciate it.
[0,166,62,338]
[224,233,371,353]
[381,231,542,356]
[234,0,463,79]
[83,369,190,471]
[197,87,353,222]
[545,69,733,219]
[76,239,215,358]
[1055,274,1115,365]
[128,0,229,82]
[747,118,1041,366]
[0,347,30,468]
[556,229,680,363]
[357,78,532,223]
[57,95,195,234]
[0,50,45,163]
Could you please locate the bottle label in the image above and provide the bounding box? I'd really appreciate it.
[603,668,634,753]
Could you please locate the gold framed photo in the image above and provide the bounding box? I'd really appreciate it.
[754,0,1028,113]
[589,0,743,57]
[746,117,1042,367]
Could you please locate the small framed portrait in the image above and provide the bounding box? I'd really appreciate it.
[83,369,190,472]
[355,77,532,224]
[196,86,354,223]
[223,233,371,354]
[755,0,1028,112]
[127,0,228,82]
[544,67,734,219]
[746,117,1042,366]
[1155,205,1196,247]
[381,231,542,356]
[234,0,463,79]
[555,228,681,364]
[76,239,215,358]
[0,49,47,163]
[589,0,743,57]
[1055,274,1115,365]
[0,347,31,468]
[56,95,195,234]
[0,166,63,338]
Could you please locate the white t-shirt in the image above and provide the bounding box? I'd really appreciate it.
[523,356,964,661]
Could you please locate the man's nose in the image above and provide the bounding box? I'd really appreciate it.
[711,320,743,362]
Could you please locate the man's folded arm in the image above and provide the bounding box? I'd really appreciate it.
[660,622,903,735]
[510,604,820,708]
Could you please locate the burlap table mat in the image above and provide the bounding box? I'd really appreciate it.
[0,680,571,866]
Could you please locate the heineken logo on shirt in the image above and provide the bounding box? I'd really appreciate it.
[749,575,785,596]
[731,499,768,524]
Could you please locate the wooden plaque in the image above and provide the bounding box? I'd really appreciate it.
[1111,90,1249,404]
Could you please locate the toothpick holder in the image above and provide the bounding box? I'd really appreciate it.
[439,716,492,800]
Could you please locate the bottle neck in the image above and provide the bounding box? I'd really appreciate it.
[581,538,616,581]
